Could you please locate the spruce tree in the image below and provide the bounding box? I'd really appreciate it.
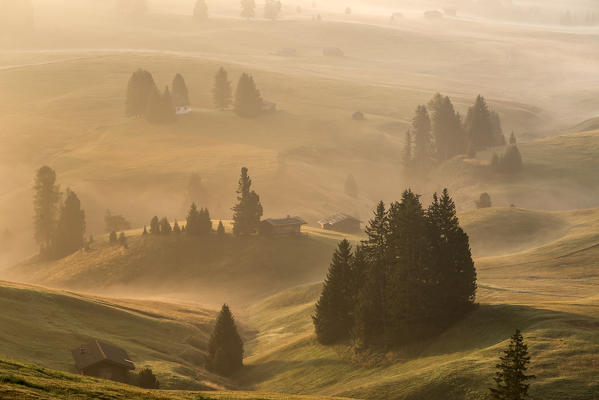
[126,69,157,117]
[412,105,433,172]
[160,217,172,235]
[199,208,213,235]
[213,67,233,110]
[53,189,86,259]
[207,304,244,376]
[344,173,358,198]
[173,220,181,234]
[172,73,190,110]
[465,95,494,150]
[232,167,263,236]
[186,203,202,236]
[428,93,465,160]
[161,86,176,122]
[193,0,208,20]
[264,0,282,20]
[313,240,355,344]
[217,220,226,236]
[500,145,523,174]
[33,166,60,254]
[150,216,160,235]
[240,0,255,19]
[490,329,535,400]
[109,231,118,244]
[234,73,263,118]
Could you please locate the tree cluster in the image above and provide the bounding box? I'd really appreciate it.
[207,304,244,376]
[313,189,477,347]
[232,167,263,236]
[186,203,213,236]
[403,94,505,173]
[33,167,86,261]
[234,73,263,118]
[491,144,523,175]
[135,367,159,389]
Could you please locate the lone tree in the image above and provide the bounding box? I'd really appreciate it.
[125,69,157,117]
[207,304,244,376]
[476,192,492,209]
[264,0,282,20]
[172,73,190,111]
[490,329,535,400]
[234,73,262,118]
[240,0,255,18]
[33,166,61,254]
[137,367,159,389]
[313,240,356,344]
[53,189,86,259]
[412,105,433,172]
[213,67,232,110]
[217,220,226,236]
[232,167,263,236]
[428,93,465,160]
[193,0,208,20]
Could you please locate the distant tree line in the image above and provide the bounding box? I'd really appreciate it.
[33,166,86,260]
[313,189,477,347]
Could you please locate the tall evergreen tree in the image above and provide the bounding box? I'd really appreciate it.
[160,217,172,235]
[172,73,190,109]
[126,69,157,117]
[186,203,202,236]
[213,67,233,110]
[150,216,160,235]
[217,220,226,236]
[232,167,263,236]
[53,189,86,259]
[240,0,256,18]
[465,95,495,150]
[490,329,535,400]
[33,166,60,254]
[344,173,358,198]
[173,220,181,234]
[234,73,263,118]
[313,240,356,344]
[412,105,433,171]
[199,208,213,235]
[193,0,208,20]
[428,93,465,160]
[264,0,282,20]
[207,304,244,376]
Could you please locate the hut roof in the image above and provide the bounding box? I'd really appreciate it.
[71,340,135,371]
[262,216,307,226]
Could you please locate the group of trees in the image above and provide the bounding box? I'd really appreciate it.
[313,189,477,347]
[239,0,283,20]
[126,70,190,124]
[491,133,523,174]
[33,166,86,260]
[214,67,264,118]
[403,94,507,173]
[109,230,128,248]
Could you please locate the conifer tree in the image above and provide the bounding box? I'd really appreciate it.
[240,0,256,18]
[490,329,535,400]
[137,367,159,389]
[264,0,282,20]
[161,86,176,122]
[193,0,208,20]
[313,240,355,344]
[33,166,60,254]
[412,105,433,172]
[173,220,181,234]
[232,167,263,236]
[199,208,213,235]
[500,145,523,174]
[213,67,233,110]
[344,174,358,198]
[465,95,494,150]
[118,232,128,248]
[428,93,465,160]
[126,69,157,117]
[109,231,118,244]
[172,73,190,110]
[234,73,263,118]
[207,304,244,376]
[216,220,226,236]
[186,203,202,236]
[53,189,86,259]
[160,217,172,235]
[150,216,160,235]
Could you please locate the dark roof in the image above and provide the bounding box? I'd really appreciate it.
[262,216,307,226]
[318,213,361,226]
[71,340,135,371]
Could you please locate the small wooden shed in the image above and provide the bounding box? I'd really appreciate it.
[71,340,135,383]
[318,213,361,233]
[260,216,307,236]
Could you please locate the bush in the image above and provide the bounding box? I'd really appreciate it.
[136,368,159,389]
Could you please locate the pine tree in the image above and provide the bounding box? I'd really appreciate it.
[217,220,226,236]
[137,367,159,389]
[53,189,86,259]
[160,217,172,235]
[207,304,244,376]
[172,73,190,110]
[500,145,523,174]
[232,167,263,236]
[234,73,263,118]
[199,208,213,235]
[193,0,208,20]
[313,240,356,344]
[118,232,128,248]
[240,0,255,18]
[109,231,118,244]
[490,329,535,400]
[412,105,433,172]
[465,95,494,151]
[33,166,61,254]
[428,93,465,160]
[344,174,358,198]
[173,220,181,234]
[264,0,282,20]
[213,67,233,110]
[150,216,160,235]
[186,203,202,236]
[126,69,157,117]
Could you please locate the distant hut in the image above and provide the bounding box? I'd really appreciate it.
[323,47,344,57]
[260,216,307,236]
[318,213,361,233]
[71,340,135,383]
[352,111,364,121]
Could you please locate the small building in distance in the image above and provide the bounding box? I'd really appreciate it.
[71,340,135,383]
[318,213,361,233]
[260,216,307,236]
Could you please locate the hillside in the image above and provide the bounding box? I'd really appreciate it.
[234,208,599,399]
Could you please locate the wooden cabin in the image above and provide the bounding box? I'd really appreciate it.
[260,216,307,236]
[318,213,361,233]
[71,340,135,383]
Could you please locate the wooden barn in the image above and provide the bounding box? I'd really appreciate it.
[71,340,135,383]
[260,216,307,236]
[318,213,361,233]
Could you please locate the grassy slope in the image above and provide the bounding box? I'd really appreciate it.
[236,208,599,400]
